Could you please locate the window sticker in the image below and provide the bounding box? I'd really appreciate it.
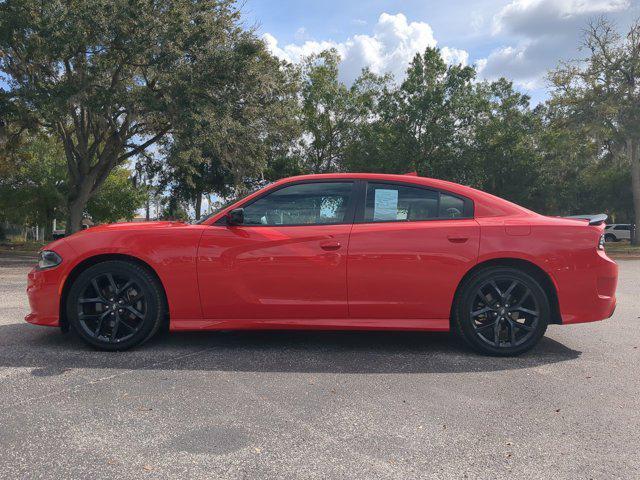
[374,188,398,221]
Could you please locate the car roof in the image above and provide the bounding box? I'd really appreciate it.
[265,173,535,219]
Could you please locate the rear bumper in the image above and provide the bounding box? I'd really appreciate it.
[556,249,618,325]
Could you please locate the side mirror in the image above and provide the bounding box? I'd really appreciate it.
[226,208,244,226]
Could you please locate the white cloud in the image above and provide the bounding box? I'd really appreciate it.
[479,0,633,89]
[493,0,630,36]
[263,13,468,84]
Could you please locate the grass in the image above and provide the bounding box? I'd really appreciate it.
[605,241,640,257]
[0,240,45,254]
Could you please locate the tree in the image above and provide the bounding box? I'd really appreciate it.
[299,50,357,173]
[549,18,640,243]
[0,0,274,232]
[470,79,544,209]
[87,166,147,223]
[163,53,300,219]
[0,133,66,239]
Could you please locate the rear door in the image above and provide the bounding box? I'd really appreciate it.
[347,181,480,321]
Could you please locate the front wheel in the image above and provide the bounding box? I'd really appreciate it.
[66,260,165,351]
[453,267,549,356]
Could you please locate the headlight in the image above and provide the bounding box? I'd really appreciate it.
[598,234,605,251]
[38,250,62,270]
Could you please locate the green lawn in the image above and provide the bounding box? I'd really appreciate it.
[605,241,640,256]
[0,241,45,254]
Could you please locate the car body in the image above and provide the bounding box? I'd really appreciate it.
[26,173,618,355]
[604,224,632,242]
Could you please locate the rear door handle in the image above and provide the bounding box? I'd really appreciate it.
[447,235,469,244]
[320,241,342,251]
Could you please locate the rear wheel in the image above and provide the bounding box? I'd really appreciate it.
[453,267,549,356]
[604,233,617,243]
[66,260,165,351]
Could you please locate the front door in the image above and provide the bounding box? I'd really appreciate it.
[197,181,356,322]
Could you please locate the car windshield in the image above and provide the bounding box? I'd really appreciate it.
[193,186,267,224]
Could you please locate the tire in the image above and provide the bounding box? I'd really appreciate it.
[604,234,617,243]
[452,267,549,356]
[66,260,165,351]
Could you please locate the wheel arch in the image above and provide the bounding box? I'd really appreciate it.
[451,257,562,326]
[59,253,169,332]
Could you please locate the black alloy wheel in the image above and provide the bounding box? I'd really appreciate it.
[67,261,165,350]
[453,267,549,356]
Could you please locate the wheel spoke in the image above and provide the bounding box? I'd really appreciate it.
[79,297,106,304]
[110,314,120,341]
[116,280,133,296]
[105,274,118,296]
[87,311,109,337]
[513,306,538,316]
[509,321,516,345]
[493,320,501,345]
[119,317,137,331]
[514,289,531,307]
[489,280,503,299]
[125,305,145,319]
[503,281,517,302]
[471,306,492,317]
[475,320,497,333]
[91,278,104,300]
[510,320,533,332]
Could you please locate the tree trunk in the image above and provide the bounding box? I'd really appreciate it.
[194,193,202,221]
[43,210,54,241]
[66,185,92,234]
[629,139,640,246]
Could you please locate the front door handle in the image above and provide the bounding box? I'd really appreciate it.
[447,235,469,244]
[320,241,342,251]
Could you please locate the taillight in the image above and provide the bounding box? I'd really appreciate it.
[598,234,605,250]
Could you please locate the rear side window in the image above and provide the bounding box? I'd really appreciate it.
[363,183,469,222]
[439,193,465,219]
[614,225,631,231]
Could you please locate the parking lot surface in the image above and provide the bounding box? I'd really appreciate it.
[0,253,639,479]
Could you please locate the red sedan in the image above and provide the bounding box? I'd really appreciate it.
[26,173,618,355]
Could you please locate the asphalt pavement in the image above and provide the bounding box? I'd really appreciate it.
[0,252,638,479]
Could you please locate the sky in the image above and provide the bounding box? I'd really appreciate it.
[1,0,638,103]
[242,0,640,104]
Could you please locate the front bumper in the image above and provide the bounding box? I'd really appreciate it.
[24,240,76,328]
[25,267,62,327]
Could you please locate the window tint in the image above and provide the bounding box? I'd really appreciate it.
[364,184,438,222]
[614,225,631,231]
[364,183,469,222]
[243,182,353,226]
[439,193,465,219]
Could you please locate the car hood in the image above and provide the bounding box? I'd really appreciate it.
[80,221,187,233]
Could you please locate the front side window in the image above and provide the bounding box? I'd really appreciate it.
[364,183,468,222]
[243,182,354,226]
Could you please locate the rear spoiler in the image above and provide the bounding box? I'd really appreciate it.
[565,214,608,226]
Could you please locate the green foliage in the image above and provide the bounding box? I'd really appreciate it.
[548,18,640,237]
[0,0,273,231]
[1,5,636,227]
[0,134,66,237]
[87,167,147,223]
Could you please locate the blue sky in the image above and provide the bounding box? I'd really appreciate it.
[242,0,639,104]
[2,0,638,104]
